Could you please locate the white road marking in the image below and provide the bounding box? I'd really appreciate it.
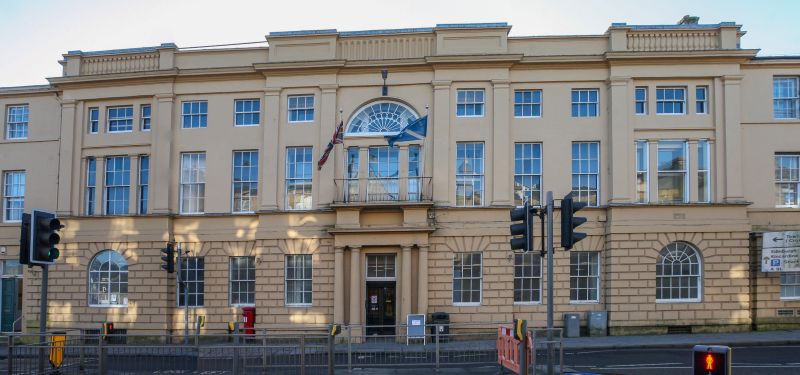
[605,362,683,367]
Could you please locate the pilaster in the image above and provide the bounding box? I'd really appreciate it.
[151,94,174,214]
[722,75,744,202]
[491,79,512,206]
[432,80,451,205]
[318,84,339,207]
[609,77,633,204]
[56,100,77,216]
[417,245,429,315]
[129,154,140,214]
[400,245,412,328]
[334,246,345,324]
[349,246,362,326]
[688,140,699,203]
[261,88,281,211]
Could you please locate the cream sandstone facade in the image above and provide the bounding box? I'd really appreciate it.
[0,21,798,335]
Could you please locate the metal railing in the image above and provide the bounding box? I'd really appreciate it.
[0,322,561,375]
[334,177,432,203]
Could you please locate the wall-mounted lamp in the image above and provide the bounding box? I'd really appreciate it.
[381,69,389,96]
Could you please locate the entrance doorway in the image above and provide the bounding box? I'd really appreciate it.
[364,253,397,336]
[0,260,23,332]
[365,281,396,336]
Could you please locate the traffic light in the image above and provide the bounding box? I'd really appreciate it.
[102,322,114,339]
[693,345,730,375]
[29,210,63,265]
[560,193,587,250]
[160,244,175,273]
[19,213,31,265]
[509,202,535,252]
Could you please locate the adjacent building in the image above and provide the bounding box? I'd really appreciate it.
[0,18,799,336]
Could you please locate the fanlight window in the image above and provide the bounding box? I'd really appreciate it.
[88,250,129,307]
[346,101,418,136]
[656,242,702,302]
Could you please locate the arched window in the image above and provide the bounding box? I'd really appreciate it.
[88,250,129,307]
[656,242,702,302]
[346,101,418,136]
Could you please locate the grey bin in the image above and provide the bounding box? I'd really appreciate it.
[563,313,581,338]
[587,311,608,337]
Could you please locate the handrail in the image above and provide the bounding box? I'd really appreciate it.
[333,176,432,203]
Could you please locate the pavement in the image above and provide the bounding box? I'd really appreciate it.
[558,329,800,350]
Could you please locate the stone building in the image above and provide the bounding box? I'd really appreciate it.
[0,19,798,336]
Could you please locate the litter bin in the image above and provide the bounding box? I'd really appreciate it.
[430,312,450,342]
[563,313,581,338]
[587,311,608,337]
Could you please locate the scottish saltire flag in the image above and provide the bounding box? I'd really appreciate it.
[385,115,428,147]
[317,121,344,170]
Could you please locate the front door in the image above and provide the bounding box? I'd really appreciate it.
[365,281,396,336]
[1,278,20,332]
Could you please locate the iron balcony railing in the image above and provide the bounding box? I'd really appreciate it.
[334,177,432,204]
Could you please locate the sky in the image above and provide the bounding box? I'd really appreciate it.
[0,0,798,87]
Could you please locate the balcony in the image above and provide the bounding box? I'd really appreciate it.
[333,177,432,204]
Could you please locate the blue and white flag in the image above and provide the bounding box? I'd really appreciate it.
[385,115,428,147]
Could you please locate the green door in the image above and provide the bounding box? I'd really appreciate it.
[1,279,19,332]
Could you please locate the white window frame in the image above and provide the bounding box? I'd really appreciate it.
[635,140,649,203]
[456,89,485,118]
[452,252,482,306]
[695,86,708,115]
[178,257,204,307]
[657,140,689,203]
[571,89,599,118]
[697,140,711,203]
[234,99,261,127]
[180,152,206,214]
[138,156,149,214]
[780,272,800,300]
[285,147,313,210]
[232,150,259,213]
[656,242,702,303]
[513,90,542,118]
[181,101,208,129]
[104,156,130,215]
[229,256,256,306]
[285,254,313,307]
[88,250,129,308]
[655,87,687,115]
[455,142,484,207]
[85,158,96,215]
[288,95,315,123]
[513,252,542,305]
[570,251,600,304]
[5,105,29,140]
[571,142,600,207]
[2,171,25,223]
[635,87,648,115]
[773,77,799,119]
[140,104,151,131]
[775,154,800,208]
[88,107,99,134]
[106,106,134,133]
[514,143,543,206]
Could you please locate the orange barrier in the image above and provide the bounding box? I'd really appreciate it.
[497,326,533,375]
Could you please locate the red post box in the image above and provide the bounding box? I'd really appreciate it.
[241,307,256,335]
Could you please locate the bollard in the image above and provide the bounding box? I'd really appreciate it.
[347,325,352,373]
[79,330,86,372]
[328,330,334,375]
[98,334,106,375]
[262,329,268,371]
[7,335,13,375]
[435,325,440,371]
[232,325,240,375]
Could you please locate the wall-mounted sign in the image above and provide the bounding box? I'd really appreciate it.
[762,231,800,272]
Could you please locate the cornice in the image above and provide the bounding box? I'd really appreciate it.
[254,60,347,72]
[47,69,178,86]
[605,49,759,64]
[425,54,523,67]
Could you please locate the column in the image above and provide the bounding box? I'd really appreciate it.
[318,84,339,207]
[688,140,699,202]
[401,245,412,327]
[349,246,362,326]
[722,75,744,202]
[333,247,345,324]
[608,77,633,204]
[648,140,658,203]
[151,94,174,214]
[261,88,281,211]
[129,154,140,214]
[78,157,87,214]
[96,157,106,215]
[432,81,452,204]
[69,101,85,213]
[417,245,429,315]
[56,100,77,216]
[492,79,512,206]
[713,78,726,201]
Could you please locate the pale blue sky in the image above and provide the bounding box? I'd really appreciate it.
[0,0,798,86]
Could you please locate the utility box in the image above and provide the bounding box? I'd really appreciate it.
[587,311,608,337]
[563,313,581,338]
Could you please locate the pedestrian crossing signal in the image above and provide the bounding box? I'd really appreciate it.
[693,345,730,375]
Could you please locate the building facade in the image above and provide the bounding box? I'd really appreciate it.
[1,19,799,336]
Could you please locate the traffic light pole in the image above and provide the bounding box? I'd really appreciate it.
[545,191,555,375]
[38,264,49,373]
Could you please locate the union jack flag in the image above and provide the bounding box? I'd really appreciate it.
[317,120,344,170]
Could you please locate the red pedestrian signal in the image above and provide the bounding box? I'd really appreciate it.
[693,345,730,375]
[705,353,714,370]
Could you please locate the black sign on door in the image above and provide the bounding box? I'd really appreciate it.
[365,281,396,336]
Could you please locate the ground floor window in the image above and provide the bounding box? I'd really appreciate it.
[656,242,702,302]
[88,250,129,307]
[229,256,255,306]
[453,252,482,305]
[178,257,204,307]
[570,251,599,303]
[285,255,312,306]
[781,272,800,300]
[514,252,542,303]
